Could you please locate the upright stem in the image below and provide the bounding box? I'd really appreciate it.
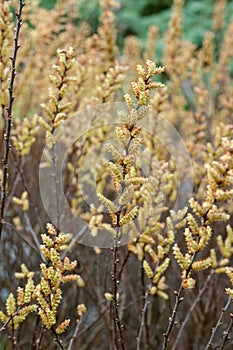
[110,127,136,349]
[0,0,24,240]
[162,284,184,350]
[111,227,125,350]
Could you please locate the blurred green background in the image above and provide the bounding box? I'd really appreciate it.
[39,0,233,47]
[38,0,233,66]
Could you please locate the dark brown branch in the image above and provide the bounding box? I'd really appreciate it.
[52,325,64,350]
[0,0,25,240]
[111,228,125,350]
[162,283,183,350]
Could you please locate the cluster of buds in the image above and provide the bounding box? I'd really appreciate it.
[12,191,29,212]
[39,47,76,148]
[35,223,82,331]
[97,60,165,231]
[12,115,40,156]
[0,224,85,336]
[173,137,233,289]
[95,62,126,103]
[125,60,165,108]
[125,160,174,300]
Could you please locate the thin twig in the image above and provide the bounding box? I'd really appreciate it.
[70,305,108,340]
[23,212,46,262]
[162,283,184,350]
[162,253,197,350]
[217,312,233,350]
[4,152,21,214]
[0,306,22,332]
[36,325,45,350]
[2,221,40,257]
[0,0,24,240]
[205,296,232,350]
[52,325,64,350]
[67,316,83,350]
[61,225,88,260]
[136,285,151,350]
[118,250,131,281]
[172,269,215,350]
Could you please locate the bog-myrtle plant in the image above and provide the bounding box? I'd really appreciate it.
[0,223,85,349]
[0,0,233,349]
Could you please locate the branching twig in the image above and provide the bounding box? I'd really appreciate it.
[205,296,232,350]
[217,311,233,350]
[0,306,22,332]
[162,283,184,350]
[52,325,64,350]
[0,0,24,240]
[172,269,215,350]
[162,253,197,350]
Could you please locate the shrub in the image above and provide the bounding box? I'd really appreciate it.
[0,0,233,349]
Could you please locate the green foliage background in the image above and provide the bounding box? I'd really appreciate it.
[40,0,233,58]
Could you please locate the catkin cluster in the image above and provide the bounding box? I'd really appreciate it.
[0,223,85,336]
